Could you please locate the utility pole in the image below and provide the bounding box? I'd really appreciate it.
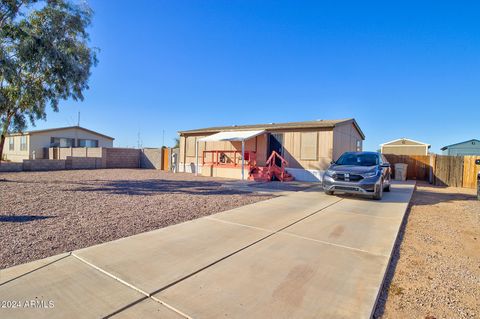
[77,112,80,126]
[162,130,165,147]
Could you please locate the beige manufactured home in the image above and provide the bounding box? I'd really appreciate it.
[178,118,365,181]
[2,126,114,162]
[380,138,430,156]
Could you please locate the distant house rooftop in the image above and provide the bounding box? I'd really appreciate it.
[440,139,480,151]
[380,138,431,147]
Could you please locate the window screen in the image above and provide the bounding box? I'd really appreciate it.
[300,132,318,160]
[9,138,14,151]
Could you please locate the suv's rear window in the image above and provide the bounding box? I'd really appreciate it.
[336,153,379,166]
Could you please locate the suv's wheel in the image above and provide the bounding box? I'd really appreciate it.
[373,181,383,200]
[325,190,334,195]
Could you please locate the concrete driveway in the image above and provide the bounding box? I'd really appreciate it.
[0,181,414,319]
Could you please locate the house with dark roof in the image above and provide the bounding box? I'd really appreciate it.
[2,126,114,162]
[441,139,480,156]
[178,118,365,181]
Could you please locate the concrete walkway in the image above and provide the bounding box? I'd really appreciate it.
[0,182,415,319]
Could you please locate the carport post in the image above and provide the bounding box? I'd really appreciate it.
[195,140,199,176]
[241,140,245,180]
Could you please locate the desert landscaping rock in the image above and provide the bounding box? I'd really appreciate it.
[375,182,480,319]
[0,169,273,269]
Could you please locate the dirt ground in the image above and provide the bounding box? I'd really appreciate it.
[375,182,480,319]
[0,169,273,269]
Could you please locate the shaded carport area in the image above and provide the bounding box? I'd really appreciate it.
[0,182,415,319]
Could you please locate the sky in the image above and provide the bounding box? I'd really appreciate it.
[33,0,480,153]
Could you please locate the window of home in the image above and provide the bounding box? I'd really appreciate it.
[9,137,14,151]
[300,132,318,160]
[356,140,362,152]
[78,139,99,147]
[20,136,27,151]
[50,137,75,148]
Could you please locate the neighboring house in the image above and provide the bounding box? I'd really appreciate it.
[178,118,365,182]
[2,126,114,162]
[380,138,430,156]
[441,139,480,156]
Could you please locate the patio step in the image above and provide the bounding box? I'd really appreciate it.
[248,165,294,182]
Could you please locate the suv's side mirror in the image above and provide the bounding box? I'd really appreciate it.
[476,159,480,165]
[381,163,390,168]
[330,160,335,165]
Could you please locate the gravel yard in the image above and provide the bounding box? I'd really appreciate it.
[375,182,480,319]
[0,169,273,269]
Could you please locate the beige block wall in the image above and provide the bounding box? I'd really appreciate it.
[2,135,30,162]
[52,147,103,160]
[332,123,363,160]
[104,148,140,168]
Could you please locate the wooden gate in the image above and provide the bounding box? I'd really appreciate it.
[434,155,464,187]
[383,153,480,188]
[162,148,169,171]
[463,156,480,189]
[383,154,431,181]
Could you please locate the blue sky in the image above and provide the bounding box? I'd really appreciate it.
[35,1,479,152]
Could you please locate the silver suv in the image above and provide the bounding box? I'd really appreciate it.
[322,152,392,200]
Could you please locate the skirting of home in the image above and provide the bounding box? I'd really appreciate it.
[285,168,325,182]
[182,163,202,174]
[181,163,324,183]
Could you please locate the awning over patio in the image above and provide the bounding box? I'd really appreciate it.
[198,130,265,142]
[196,130,265,180]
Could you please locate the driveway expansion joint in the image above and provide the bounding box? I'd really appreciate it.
[279,232,390,258]
[146,197,344,298]
[71,253,191,319]
[0,252,72,287]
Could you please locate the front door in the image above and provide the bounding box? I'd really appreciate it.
[268,133,284,166]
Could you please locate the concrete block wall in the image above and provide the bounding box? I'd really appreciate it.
[23,159,66,171]
[140,148,163,169]
[0,162,23,172]
[4,147,159,172]
[65,157,104,170]
[104,148,140,168]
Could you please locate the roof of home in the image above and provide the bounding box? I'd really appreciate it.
[380,138,431,147]
[440,139,480,151]
[7,126,115,140]
[179,118,365,139]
